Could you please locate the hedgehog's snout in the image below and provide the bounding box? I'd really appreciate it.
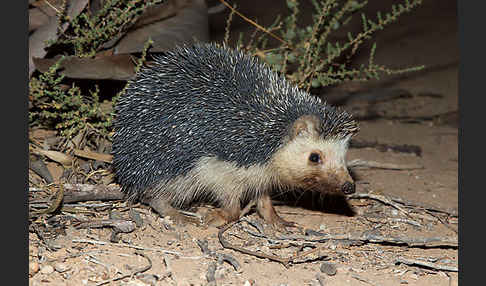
[341,181,356,195]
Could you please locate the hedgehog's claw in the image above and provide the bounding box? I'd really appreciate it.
[256,194,297,231]
[203,206,241,228]
[147,197,202,226]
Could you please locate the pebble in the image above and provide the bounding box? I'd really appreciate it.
[320,262,337,276]
[121,281,148,286]
[438,258,454,264]
[40,264,54,275]
[129,209,144,227]
[409,273,419,280]
[136,273,159,286]
[54,262,70,273]
[29,262,40,276]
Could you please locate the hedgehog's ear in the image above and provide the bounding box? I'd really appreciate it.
[290,115,320,139]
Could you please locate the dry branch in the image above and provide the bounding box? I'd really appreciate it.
[348,192,411,217]
[218,221,294,267]
[73,149,113,163]
[196,239,241,271]
[219,222,329,268]
[72,238,183,256]
[275,231,457,248]
[349,191,458,217]
[349,139,422,157]
[351,274,382,286]
[62,183,124,203]
[95,251,152,286]
[74,219,136,233]
[315,233,458,248]
[348,159,424,170]
[388,195,458,217]
[396,257,458,272]
[30,184,64,217]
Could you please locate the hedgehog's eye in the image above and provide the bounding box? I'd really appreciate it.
[308,152,321,163]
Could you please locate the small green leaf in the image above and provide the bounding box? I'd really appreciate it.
[311,79,321,88]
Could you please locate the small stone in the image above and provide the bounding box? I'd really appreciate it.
[129,209,144,227]
[438,258,454,264]
[320,262,337,276]
[54,262,70,273]
[215,267,228,279]
[315,273,326,286]
[136,273,159,285]
[40,264,54,275]
[167,239,175,246]
[29,262,40,276]
[409,273,419,280]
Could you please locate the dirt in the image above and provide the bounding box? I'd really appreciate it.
[29,1,458,285]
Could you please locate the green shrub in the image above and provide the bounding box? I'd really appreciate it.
[29,0,424,140]
[225,0,424,91]
[29,57,111,138]
[29,0,158,139]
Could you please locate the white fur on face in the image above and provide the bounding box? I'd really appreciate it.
[269,135,352,190]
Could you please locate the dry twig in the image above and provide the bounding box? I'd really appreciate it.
[217,0,290,48]
[62,183,124,203]
[218,221,293,267]
[196,239,241,271]
[72,238,190,257]
[388,195,458,217]
[95,251,152,286]
[218,221,327,267]
[276,232,458,248]
[30,184,64,217]
[73,148,113,163]
[74,219,136,233]
[347,159,424,170]
[351,274,382,286]
[396,257,458,272]
[348,192,411,217]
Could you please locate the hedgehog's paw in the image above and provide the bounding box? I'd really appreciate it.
[256,194,299,231]
[265,210,298,231]
[202,206,241,228]
[147,197,201,226]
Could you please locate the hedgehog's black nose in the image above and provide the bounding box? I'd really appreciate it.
[341,181,355,195]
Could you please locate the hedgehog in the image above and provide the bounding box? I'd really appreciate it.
[112,43,359,227]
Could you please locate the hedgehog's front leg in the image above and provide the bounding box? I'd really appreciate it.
[256,194,295,228]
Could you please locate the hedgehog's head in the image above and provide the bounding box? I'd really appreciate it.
[271,114,359,195]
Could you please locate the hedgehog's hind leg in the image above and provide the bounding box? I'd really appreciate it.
[256,194,296,229]
[145,196,202,225]
[203,197,241,227]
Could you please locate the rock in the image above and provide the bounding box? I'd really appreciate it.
[136,273,159,286]
[29,261,40,276]
[40,264,54,275]
[54,262,70,273]
[320,262,337,276]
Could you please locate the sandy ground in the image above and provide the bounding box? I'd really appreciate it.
[29,1,458,285]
